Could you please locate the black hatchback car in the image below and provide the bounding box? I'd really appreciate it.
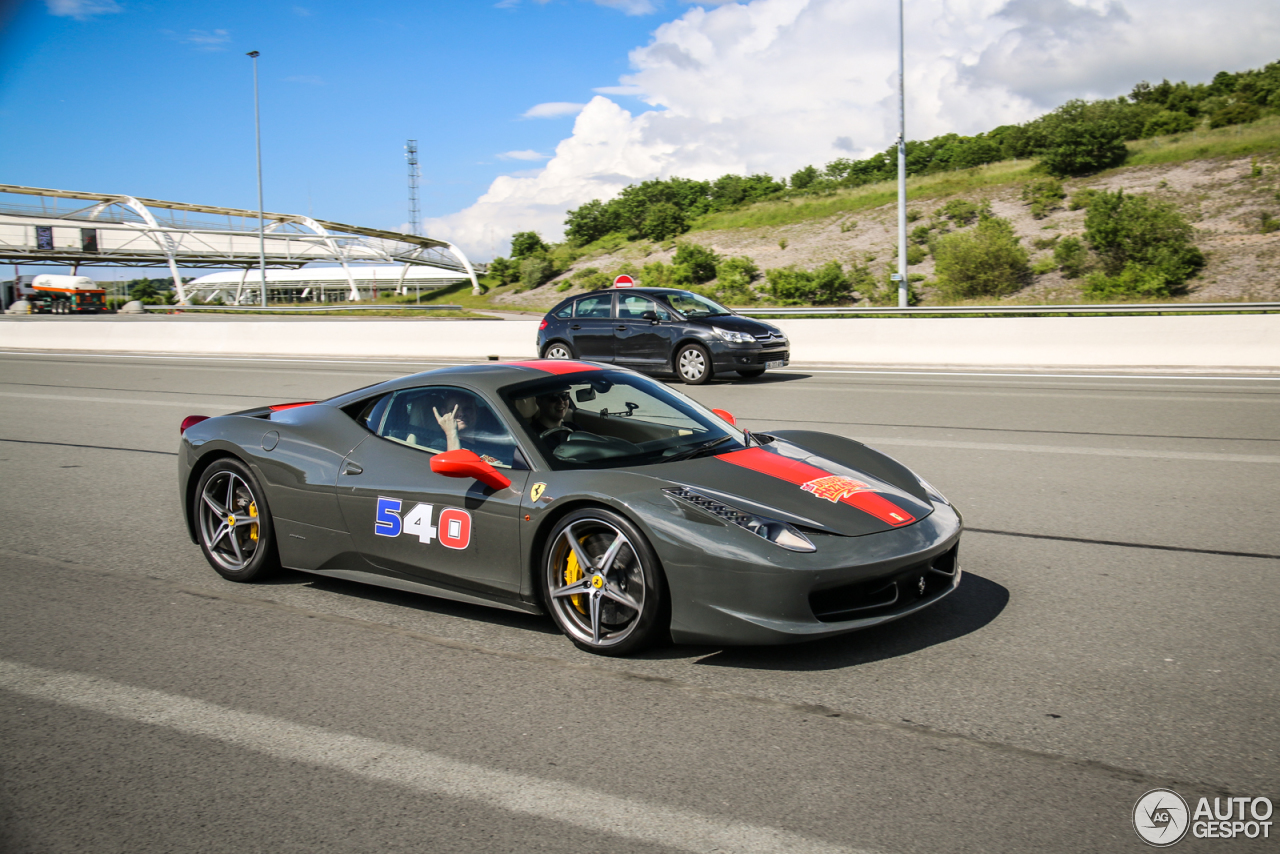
[537,287,790,384]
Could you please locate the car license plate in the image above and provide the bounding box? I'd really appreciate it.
[765,359,787,369]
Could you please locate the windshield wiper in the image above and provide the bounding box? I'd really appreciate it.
[664,435,734,462]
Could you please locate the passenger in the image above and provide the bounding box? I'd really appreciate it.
[433,393,505,465]
[532,389,578,451]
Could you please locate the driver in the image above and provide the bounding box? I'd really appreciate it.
[532,389,578,452]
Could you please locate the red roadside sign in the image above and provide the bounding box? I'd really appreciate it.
[613,275,635,288]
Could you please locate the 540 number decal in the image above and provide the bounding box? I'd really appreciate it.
[374,497,472,549]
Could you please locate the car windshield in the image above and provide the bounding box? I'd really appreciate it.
[663,291,733,318]
[501,371,747,470]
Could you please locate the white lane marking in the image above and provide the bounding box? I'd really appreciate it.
[0,660,875,854]
[0,391,256,409]
[852,435,1280,464]
[798,368,1280,382]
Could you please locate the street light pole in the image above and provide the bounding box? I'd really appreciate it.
[247,50,267,309]
[896,0,908,308]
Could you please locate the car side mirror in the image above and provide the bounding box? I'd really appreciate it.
[430,449,511,491]
[641,310,658,324]
[711,408,737,426]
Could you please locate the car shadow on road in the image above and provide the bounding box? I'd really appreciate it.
[656,371,812,388]
[275,569,559,636]
[684,572,1008,672]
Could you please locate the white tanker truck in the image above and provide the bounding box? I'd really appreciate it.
[18,274,107,314]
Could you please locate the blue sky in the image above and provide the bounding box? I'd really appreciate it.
[2,0,1278,264]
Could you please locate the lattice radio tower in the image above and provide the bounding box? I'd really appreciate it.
[405,140,421,236]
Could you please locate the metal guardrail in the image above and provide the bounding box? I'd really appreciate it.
[734,302,1280,316]
[139,304,464,313]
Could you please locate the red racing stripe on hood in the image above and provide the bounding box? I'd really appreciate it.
[715,446,916,527]
[507,360,600,375]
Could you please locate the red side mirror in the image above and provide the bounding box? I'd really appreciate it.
[430,449,512,491]
[711,408,737,427]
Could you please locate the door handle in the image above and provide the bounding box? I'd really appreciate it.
[343,461,363,476]
[570,324,581,330]
[615,325,626,331]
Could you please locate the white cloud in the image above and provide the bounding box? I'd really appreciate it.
[521,102,590,119]
[180,29,232,50]
[430,0,1280,258]
[497,150,552,161]
[45,0,121,20]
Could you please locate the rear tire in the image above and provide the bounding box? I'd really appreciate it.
[675,343,713,385]
[194,458,279,582]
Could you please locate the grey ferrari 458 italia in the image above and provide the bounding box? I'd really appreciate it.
[179,360,962,655]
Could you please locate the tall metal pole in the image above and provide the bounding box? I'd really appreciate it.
[406,140,421,237]
[896,0,908,308]
[248,51,267,308]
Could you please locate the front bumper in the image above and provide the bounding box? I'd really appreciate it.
[709,341,790,373]
[656,501,962,645]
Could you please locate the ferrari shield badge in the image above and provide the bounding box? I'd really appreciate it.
[530,482,547,502]
[800,475,870,503]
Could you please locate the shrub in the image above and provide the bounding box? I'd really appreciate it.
[766,261,854,305]
[715,256,760,290]
[1068,188,1100,211]
[1083,264,1174,300]
[906,209,922,223]
[1053,236,1090,278]
[866,271,923,306]
[906,244,927,265]
[909,224,932,245]
[933,213,1030,299]
[519,256,557,289]
[1021,178,1067,219]
[486,256,518,287]
[1257,212,1280,234]
[1031,257,1057,275]
[1040,119,1128,177]
[1143,110,1197,137]
[1032,235,1060,250]
[1083,189,1204,288]
[672,242,720,284]
[939,199,985,225]
[641,261,676,288]
[778,238,788,250]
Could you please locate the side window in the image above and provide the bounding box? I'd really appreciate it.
[574,294,613,319]
[553,302,573,319]
[356,393,392,433]
[618,295,669,321]
[376,386,518,468]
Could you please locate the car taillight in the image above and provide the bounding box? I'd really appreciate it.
[268,401,316,411]
[181,415,210,433]
[538,319,547,331]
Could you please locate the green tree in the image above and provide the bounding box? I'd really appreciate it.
[1142,110,1197,137]
[933,214,1030,299]
[1208,102,1262,129]
[564,200,620,245]
[1052,237,1091,278]
[486,256,518,287]
[510,231,549,259]
[789,165,819,190]
[1040,118,1128,177]
[642,202,688,241]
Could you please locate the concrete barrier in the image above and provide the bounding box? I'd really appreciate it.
[1,314,1277,369]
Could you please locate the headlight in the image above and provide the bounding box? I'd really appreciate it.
[665,487,815,552]
[715,329,755,344]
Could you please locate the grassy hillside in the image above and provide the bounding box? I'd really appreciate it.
[479,116,1280,311]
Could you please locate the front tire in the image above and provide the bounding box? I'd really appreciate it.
[194,457,279,582]
[543,508,666,655]
[542,341,575,360]
[675,343,713,385]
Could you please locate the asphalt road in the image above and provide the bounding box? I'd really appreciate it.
[1,351,1276,853]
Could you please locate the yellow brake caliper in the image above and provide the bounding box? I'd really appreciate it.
[248,502,259,542]
[564,538,589,615]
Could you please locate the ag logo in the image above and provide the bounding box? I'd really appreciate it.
[1134,788,1190,846]
[530,482,547,502]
